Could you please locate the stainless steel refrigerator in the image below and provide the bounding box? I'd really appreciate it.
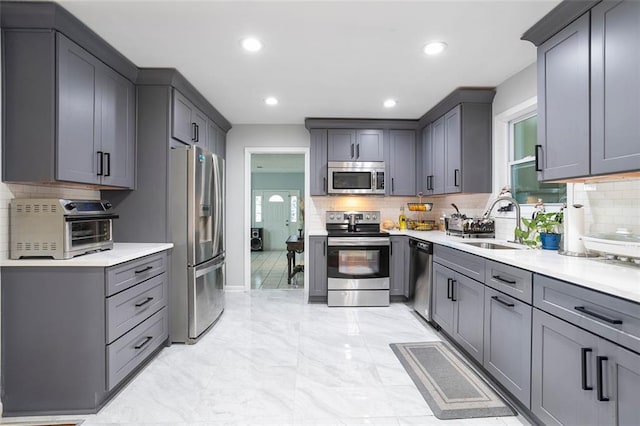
[170,145,225,343]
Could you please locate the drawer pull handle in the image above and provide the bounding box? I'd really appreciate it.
[596,356,609,402]
[492,275,516,285]
[574,306,623,325]
[135,266,153,274]
[491,295,515,308]
[581,348,593,391]
[135,297,154,308]
[134,336,153,350]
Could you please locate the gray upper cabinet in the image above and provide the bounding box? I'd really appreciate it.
[215,126,227,159]
[590,0,640,175]
[418,124,434,195]
[308,236,328,301]
[444,106,462,194]
[3,31,135,189]
[537,13,591,181]
[328,129,384,162]
[172,89,206,146]
[310,129,328,195]
[431,117,446,195]
[388,130,416,196]
[206,121,226,158]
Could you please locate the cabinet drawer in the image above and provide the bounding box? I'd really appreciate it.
[106,252,167,296]
[485,260,532,304]
[107,307,167,390]
[534,274,640,354]
[434,245,485,281]
[106,272,167,343]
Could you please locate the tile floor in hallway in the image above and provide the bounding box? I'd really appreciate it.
[251,250,304,289]
[3,290,529,425]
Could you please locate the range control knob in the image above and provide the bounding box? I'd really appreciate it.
[329,214,334,220]
[365,215,370,220]
[372,215,377,220]
[64,203,76,211]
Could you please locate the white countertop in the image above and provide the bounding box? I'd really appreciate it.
[0,243,174,267]
[388,230,640,304]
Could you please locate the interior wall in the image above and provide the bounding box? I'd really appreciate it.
[251,172,304,198]
[225,124,309,289]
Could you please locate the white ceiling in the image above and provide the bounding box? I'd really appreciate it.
[57,0,560,125]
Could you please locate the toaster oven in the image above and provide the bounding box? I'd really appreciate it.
[10,199,118,259]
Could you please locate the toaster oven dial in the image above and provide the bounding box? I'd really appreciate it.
[64,202,76,211]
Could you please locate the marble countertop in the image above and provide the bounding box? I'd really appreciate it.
[387,230,640,304]
[0,243,174,267]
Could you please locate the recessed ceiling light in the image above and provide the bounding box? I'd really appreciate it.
[423,41,447,56]
[384,99,397,108]
[241,37,263,52]
[264,97,278,106]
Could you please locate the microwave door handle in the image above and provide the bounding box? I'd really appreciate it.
[372,172,376,190]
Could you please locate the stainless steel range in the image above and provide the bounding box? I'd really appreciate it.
[326,211,390,307]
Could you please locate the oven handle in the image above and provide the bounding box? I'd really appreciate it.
[64,214,120,222]
[327,237,390,246]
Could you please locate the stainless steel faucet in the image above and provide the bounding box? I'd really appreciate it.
[483,196,523,244]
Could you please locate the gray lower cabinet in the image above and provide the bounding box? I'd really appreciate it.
[432,262,484,364]
[390,236,409,298]
[3,30,135,188]
[483,286,532,408]
[590,0,640,175]
[310,129,328,195]
[388,130,416,196]
[0,252,169,415]
[308,236,327,301]
[328,129,384,162]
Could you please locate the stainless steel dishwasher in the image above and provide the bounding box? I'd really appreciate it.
[409,239,433,322]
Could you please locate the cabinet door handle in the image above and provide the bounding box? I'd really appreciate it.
[447,278,452,300]
[323,177,327,193]
[134,336,153,350]
[492,275,516,285]
[104,152,111,177]
[97,151,104,176]
[427,175,433,191]
[451,279,457,302]
[391,178,395,193]
[581,348,593,391]
[135,296,154,308]
[390,241,393,256]
[350,143,355,158]
[356,143,360,159]
[491,295,515,308]
[596,356,609,402]
[135,265,153,274]
[323,241,326,256]
[574,306,623,325]
[192,123,197,141]
[535,145,543,172]
[454,169,460,187]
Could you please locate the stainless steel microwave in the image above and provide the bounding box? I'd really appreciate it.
[327,161,385,195]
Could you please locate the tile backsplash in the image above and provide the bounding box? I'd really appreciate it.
[0,182,100,260]
[573,179,640,235]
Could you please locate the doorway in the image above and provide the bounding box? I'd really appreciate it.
[248,153,305,290]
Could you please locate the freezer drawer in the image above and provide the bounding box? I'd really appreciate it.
[188,256,225,339]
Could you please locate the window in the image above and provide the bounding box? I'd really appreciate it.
[290,195,297,223]
[509,114,566,204]
[268,194,284,202]
[255,195,262,223]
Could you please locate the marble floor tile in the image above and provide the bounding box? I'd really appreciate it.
[4,289,528,426]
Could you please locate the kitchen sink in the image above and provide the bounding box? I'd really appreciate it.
[460,241,527,250]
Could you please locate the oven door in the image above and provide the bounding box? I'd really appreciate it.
[327,237,389,288]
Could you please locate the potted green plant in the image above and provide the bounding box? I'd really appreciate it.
[515,211,564,249]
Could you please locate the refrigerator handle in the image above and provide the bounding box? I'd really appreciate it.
[211,154,223,256]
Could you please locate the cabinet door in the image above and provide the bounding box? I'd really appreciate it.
[56,33,100,185]
[420,125,434,195]
[388,130,416,196]
[172,90,196,144]
[98,66,135,189]
[444,106,462,194]
[192,109,207,147]
[310,129,328,195]
[483,287,532,407]
[532,309,600,426]
[537,13,590,180]
[207,121,218,154]
[432,263,454,335]
[389,236,406,297]
[451,272,484,364]
[216,126,227,159]
[599,338,640,426]
[327,129,356,161]
[431,117,446,195]
[591,1,640,175]
[308,237,327,299]
[356,129,384,161]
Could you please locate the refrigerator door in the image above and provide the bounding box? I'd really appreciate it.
[188,146,214,265]
[188,255,225,339]
[211,154,225,258]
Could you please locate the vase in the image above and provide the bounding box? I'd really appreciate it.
[540,232,561,250]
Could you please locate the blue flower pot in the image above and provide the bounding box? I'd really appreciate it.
[540,233,561,250]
